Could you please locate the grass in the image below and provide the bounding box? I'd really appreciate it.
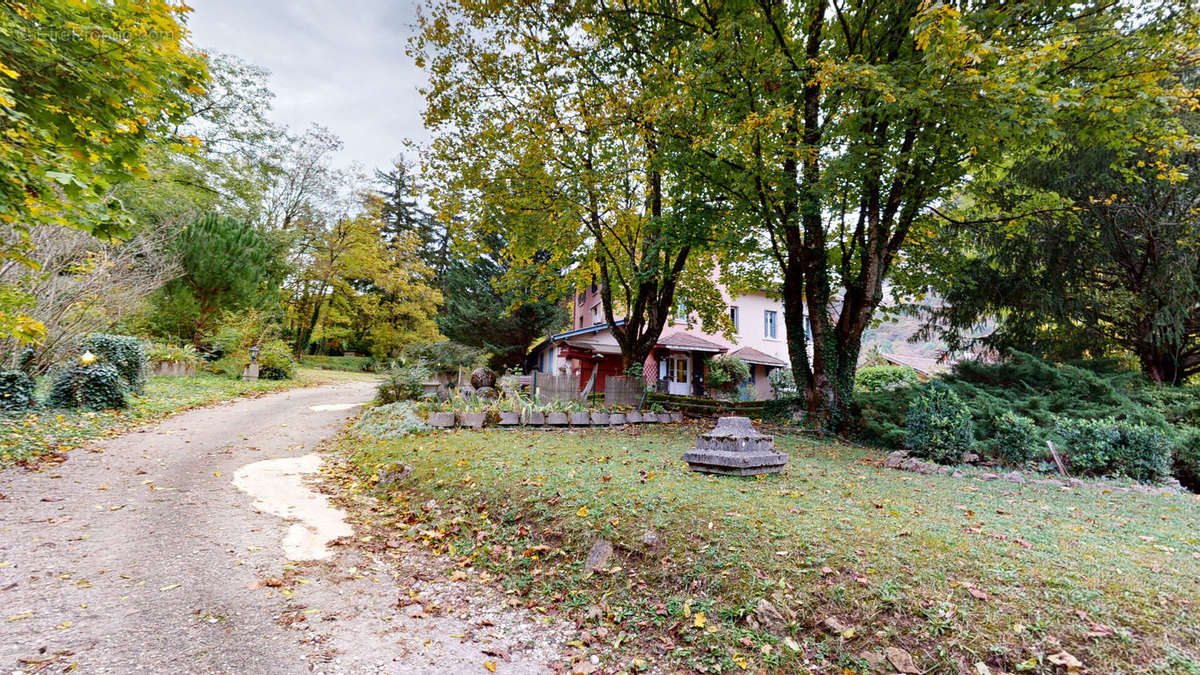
[337,424,1200,674]
[0,368,345,466]
[300,354,376,372]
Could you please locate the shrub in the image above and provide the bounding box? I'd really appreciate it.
[48,363,127,410]
[768,367,797,398]
[855,365,920,392]
[990,411,1043,465]
[0,370,36,411]
[1174,428,1200,492]
[401,341,483,375]
[354,402,428,439]
[377,363,433,404]
[705,355,749,396]
[1053,417,1172,483]
[146,342,202,365]
[209,312,296,379]
[762,396,805,425]
[904,383,974,463]
[81,333,146,393]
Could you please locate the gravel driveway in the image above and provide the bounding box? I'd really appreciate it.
[0,381,566,674]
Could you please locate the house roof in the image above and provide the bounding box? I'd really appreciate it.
[528,319,628,357]
[878,352,948,376]
[727,346,787,367]
[656,332,727,353]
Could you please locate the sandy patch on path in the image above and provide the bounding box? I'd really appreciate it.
[233,453,353,560]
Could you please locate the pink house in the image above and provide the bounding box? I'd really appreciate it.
[527,283,796,400]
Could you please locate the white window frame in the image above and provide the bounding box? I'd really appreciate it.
[764,310,777,339]
[730,305,740,333]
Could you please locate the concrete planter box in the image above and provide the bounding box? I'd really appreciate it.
[626,411,643,423]
[643,413,660,423]
[670,412,684,423]
[459,412,486,429]
[546,412,569,426]
[421,382,441,399]
[569,411,591,426]
[428,412,456,428]
[151,361,196,377]
[498,411,521,426]
[590,412,610,425]
[525,412,545,426]
[608,413,626,425]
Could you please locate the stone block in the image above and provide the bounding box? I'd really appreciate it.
[682,416,788,476]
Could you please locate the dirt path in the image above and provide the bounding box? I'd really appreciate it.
[0,381,567,674]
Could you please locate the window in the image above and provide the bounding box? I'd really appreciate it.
[764,310,777,339]
[578,315,584,328]
[670,355,689,383]
[591,304,601,324]
[729,306,740,333]
[673,301,688,324]
[577,292,585,306]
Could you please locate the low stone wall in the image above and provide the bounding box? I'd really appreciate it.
[425,410,684,429]
[151,361,197,377]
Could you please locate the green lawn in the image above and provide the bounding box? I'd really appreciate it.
[299,354,376,372]
[338,425,1200,674]
[0,368,340,466]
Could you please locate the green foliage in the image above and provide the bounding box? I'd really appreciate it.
[768,367,797,398]
[48,364,126,411]
[377,363,434,404]
[81,334,146,393]
[145,342,202,366]
[0,370,35,411]
[209,312,296,380]
[762,396,804,424]
[0,0,204,249]
[164,213,275,344]
[1053,418,1172,483]
[855,365,920,393]
[1174,429,1200,493]
[300,354,377,372]
[704,355,749,396]
[401,341,484,375]
[904,384,974,464]
[990,411,1043,465]
[354,402,429,440]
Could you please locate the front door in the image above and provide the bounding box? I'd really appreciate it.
[667,354,690,395]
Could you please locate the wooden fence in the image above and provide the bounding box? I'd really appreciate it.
[604,375,643,407]
[534,373,579,402]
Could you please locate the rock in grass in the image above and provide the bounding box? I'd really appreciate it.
[884,451,908,468]
[641,529,661,551]
[1003,470,1026,484]
[885,646,919,673]
[583,538,613,575]
[754,598,786,635]
[376,462,413,490]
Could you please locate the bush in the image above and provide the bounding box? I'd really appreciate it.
[146,342,202,365]
[855,365,920,392]
[377,363,433,404]
[768,367,797,398]
[0,370,36,411]
[904,383,974,463]
[990,411,1043,465]
[48,363,127,410]
[354,402,428,439]
[762,396,805,424]
[1174,428,1200,492]
[1053,417,1172,483]
[81,333,146,393]
[209,312,297,380]
[401,341,483,375]
[705,355,749,396]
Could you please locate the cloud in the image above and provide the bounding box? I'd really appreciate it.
[186,0,428,173]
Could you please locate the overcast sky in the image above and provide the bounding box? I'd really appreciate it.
[186,0,429,174]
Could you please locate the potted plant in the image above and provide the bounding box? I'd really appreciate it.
[568,400,591,426]
[626,410,643,424]
[458,395,487,429]
[608,410,626,425]
[590,408,610,425]
[545,399,570,426]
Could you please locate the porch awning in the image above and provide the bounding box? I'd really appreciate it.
[656,332,727,353]
[727,346,787,367]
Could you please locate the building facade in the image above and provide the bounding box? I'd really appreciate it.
[528,283,796,400]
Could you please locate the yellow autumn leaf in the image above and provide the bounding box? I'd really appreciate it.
[693,611,706,628]
[483,661,497,672]
[576,506,588,517]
